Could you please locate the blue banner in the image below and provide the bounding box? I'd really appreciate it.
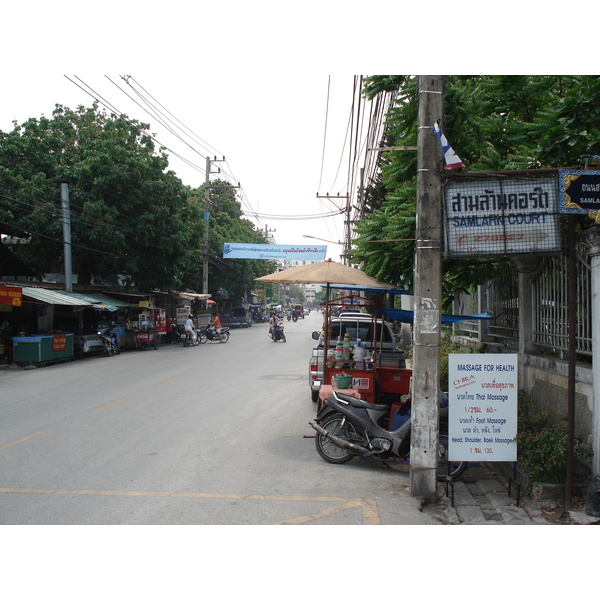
[223,243,327,261]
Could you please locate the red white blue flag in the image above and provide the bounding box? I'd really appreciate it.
[432,122,465,170]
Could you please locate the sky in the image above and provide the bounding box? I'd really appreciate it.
[1,1,593,590]
[3,2,583,266]
[1,71,356,259]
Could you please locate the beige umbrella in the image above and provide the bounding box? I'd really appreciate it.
[254,259,396,288]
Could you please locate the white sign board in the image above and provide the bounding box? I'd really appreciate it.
[448,354,518,462]
[444,177,561,256]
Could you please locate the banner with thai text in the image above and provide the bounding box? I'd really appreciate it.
[0,285,22,306]
[223,243,326,261]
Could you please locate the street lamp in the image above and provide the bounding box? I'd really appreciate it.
[303,235,348,263]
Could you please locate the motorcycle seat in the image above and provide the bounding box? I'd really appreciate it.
[333,392,389,412]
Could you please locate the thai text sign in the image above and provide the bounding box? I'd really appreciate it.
[448,354,518,462]
[53,335,67,352]
[223,243,327,261]
[444,177,561,256]
[0,285,22,306]
[559,169,600,213]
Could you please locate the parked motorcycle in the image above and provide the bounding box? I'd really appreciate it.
[269,322,286,342]
[100,326,120,357]
[309,392,466,481]
[180,326,200,346]
[199,325,230,344]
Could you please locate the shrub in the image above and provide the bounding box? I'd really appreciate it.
[515,393,592,484]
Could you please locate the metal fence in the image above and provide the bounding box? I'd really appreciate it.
[451,241,592,359]
[531,244,592,358]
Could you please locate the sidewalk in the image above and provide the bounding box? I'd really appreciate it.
[422,462,600,525]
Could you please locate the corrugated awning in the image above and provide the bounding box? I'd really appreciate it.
[170,291,212,300]
[22,287,94,306]
[71,292,137,311]
[21,288,137,309]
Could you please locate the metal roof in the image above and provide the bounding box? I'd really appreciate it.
[21,288,136,309]
[22,287,94,306]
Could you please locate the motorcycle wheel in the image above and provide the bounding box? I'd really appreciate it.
[199,333,208,344]
[220,331,230,343]
[437,434,467,481]
[103,341,113,357]
[281,333,286,342]
[315,413,358,464]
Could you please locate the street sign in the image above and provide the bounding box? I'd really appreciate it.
[559,169,600,213]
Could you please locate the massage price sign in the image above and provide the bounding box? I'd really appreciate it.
[448,354,518,462]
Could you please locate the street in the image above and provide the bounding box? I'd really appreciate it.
[0,311,435,525]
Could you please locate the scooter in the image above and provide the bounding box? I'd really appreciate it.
[199,325,230,344]
[100,326,120,357]
[309,392,466,481]
[180,327,200,346]
[269,322,286,342]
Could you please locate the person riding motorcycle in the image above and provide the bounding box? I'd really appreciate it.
[184,313,196,343]
[211,313,224,342]
[269,312,282,336]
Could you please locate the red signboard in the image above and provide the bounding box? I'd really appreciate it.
[0,286,22,306]
[53,335,67,352]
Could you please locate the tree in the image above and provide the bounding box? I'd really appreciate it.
[181,179,276,300]
[0,103,191,290]
[353,75,600,305]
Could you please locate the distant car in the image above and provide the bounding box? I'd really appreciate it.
[292,304,304,319]
[226,307,253,328]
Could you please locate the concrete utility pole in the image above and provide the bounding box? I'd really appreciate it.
[202,156,225,295]
[60,182,73,293]
[410,76,444,500]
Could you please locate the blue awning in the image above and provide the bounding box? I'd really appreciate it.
[370,306,494,324]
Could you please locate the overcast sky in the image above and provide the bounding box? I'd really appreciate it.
[1,3,587,265]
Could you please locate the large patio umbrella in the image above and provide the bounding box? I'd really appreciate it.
[254,259,396,288]
[255,260,399,362]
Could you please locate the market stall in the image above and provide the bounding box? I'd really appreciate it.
[123,306,162,350]
[12,333,75,366]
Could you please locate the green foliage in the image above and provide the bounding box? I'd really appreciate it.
[353,75,600,302]
[0,104,274,296]
[515,393,592,483]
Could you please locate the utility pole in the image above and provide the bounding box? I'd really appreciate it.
[60,182,73,293]
[202,156,225,295]
[410,76,444,500]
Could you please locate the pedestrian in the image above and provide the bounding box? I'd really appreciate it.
[166,314,174,343]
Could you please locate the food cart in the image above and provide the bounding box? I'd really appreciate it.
[319,293,412,429]
[123,306,162,350]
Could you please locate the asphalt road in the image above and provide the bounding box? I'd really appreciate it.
[0,311,436,525]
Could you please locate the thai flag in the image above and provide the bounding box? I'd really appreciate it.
[432,122,465,170]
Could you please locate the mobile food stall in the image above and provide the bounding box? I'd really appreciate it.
[124,306,163,350]
[255,260,413,429]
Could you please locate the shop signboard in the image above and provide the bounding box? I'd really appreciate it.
[0,285,22,307]
[448,353,518,462]
[559,169,600,213]
[444,177,561,256]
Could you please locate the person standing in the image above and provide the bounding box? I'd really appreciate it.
[166,315,174,343]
